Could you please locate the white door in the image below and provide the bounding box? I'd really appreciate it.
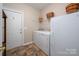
[0,3,2,56]
[50,12,79,56]
[4,9,24,49]
[39,33,49,55]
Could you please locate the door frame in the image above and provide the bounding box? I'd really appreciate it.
[3,7,24,48]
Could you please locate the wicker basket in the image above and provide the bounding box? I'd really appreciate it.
[66,3,79,14]
[47,12,54,20]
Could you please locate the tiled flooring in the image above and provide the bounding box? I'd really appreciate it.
[6,43,47,56]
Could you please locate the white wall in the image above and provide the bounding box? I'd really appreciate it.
[40,3,69,31]
[3,3,40,43]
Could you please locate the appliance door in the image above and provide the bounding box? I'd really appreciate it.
[50,12,79,56]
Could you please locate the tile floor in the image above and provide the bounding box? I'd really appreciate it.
[6,43,47,56]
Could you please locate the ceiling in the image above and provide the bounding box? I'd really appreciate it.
[26,3,51,10]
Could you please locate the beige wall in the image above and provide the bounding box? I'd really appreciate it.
[40,3,69,31]
[3,3,40,43]
[3,3,70,43]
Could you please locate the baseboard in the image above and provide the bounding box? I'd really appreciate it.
[23,41,33,46]
[6,41,33,51]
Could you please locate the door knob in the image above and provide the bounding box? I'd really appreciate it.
[0,46,5,52]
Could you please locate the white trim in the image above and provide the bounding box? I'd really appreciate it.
[3,7,24,14]
[6,41,33,51]
[3,8,25,46]
[23,41,33,46]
